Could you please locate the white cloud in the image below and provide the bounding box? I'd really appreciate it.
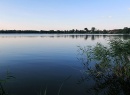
[129,8,130,11]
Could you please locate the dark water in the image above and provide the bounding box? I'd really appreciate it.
[0,34,130,95]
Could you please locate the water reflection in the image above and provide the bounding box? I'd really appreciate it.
[0,34,130,41]
[0,34,130,95]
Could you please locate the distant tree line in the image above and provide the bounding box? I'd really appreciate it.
[0,27,130,34]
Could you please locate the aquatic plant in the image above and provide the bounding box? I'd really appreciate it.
[79,38,130,95]
[0,71,15,95]
[38,76,71,95]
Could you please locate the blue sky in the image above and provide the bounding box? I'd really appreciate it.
[0,0,130,30]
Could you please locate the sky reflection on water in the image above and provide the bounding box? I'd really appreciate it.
[0,34,130,95]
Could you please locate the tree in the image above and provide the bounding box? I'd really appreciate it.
[84,28,89,32]
[91,27,96,33]
[123,27,130,34]
[79,38,130,95]
[103,29,107,34]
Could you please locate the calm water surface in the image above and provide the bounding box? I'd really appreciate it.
[0,34,130,95]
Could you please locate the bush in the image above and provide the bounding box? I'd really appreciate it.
[79,38,130,95]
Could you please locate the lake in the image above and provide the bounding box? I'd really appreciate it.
[0,34,130,95]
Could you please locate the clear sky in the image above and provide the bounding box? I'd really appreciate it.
[0,0,130,30]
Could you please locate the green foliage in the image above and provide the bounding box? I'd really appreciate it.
[79,38,130,95]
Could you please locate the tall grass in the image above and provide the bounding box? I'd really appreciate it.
[39,76,71,95]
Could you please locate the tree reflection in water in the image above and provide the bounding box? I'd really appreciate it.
[79,38,130,95]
